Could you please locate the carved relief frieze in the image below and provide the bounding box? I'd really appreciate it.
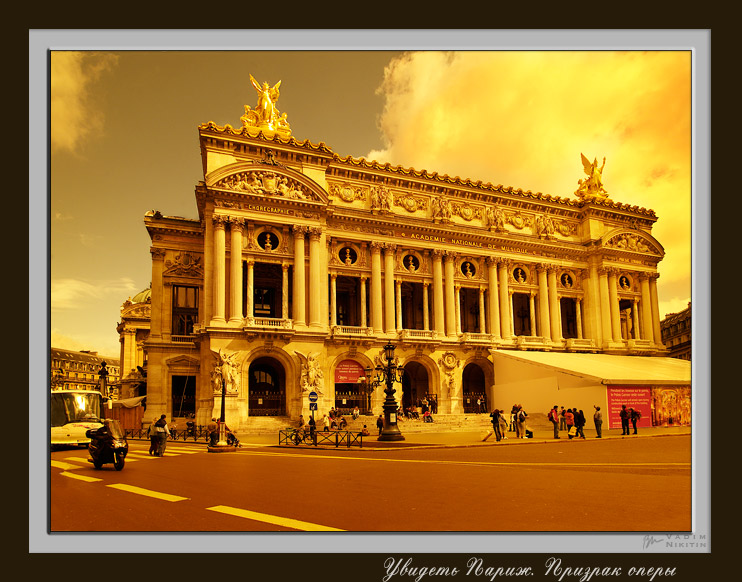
[506,211,532,230]
[215,170,320,201]
[329,182,366,203]
[164,251,203,277]
[395,192,429,213]
[450,201,482,222]
[605,232,657,253]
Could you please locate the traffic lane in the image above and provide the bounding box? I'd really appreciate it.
[51,438,691,532]
[220,449,690,531]
[51,447,285,532]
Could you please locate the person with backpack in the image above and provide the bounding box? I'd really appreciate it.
[630,407,641,434]
[548,405,560,439]
[515,405,527,439]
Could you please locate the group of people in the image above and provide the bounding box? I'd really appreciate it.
[146,414,170,456]
[619,404,642,435]
[488,404,531,442]
[548,406,592,439]
[318,408,349,432]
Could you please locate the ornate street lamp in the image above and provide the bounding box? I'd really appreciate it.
[366,342,405,441]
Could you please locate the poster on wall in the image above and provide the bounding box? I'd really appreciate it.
[606,386,652,429]
[334,360,365,384]
[651,385,692,427]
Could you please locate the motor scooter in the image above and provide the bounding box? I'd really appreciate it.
[86,418,128,470]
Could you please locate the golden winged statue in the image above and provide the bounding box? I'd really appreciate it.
[574,153,608,200]
[240,74,291,137]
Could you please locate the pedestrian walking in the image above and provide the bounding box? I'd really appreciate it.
[476,397,482,413]
[146,417,159,455]
[489,408,502,442]
[559,406,567,431]
[620,405,630,435]
[630,407,641,435]
[593,405,603,438]
[548,405,560,439]
[323,414,330,432]
[575,409,586,439]
[376,414,384,435]
[154,414,170,456]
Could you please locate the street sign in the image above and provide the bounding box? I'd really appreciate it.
[309,402,318,411]
[308,391,318,402]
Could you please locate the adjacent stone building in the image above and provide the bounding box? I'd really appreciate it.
[122,78,690,431]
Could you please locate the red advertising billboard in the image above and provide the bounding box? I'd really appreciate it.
[606,386,653,429]
[334,359,365,384]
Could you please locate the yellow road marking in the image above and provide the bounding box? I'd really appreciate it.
[51,460,81,471]
[236,451,690,468]
[61,471,101,482]
[207,505,344,531]
[106,484,189,502]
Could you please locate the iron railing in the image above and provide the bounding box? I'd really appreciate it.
[278,428,363,448]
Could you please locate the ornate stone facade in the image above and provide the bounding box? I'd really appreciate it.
[127,82,670,429]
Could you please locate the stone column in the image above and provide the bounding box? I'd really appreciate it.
[548,266,561,342]
[498,260,511,339]
[444,252,457,337]
[537,264,551,340]
[528,292,537,337]
[308,227,322,328]
[576,298,583,339]
[639,273,654,343]
[608,268,622,342]
[396,280,403,331]
[211,215,227,324]
[422,282,430,331]
[479,287,486,334]
[229,218,244,325]
[486,257,501,338]
[149,248,166,338]
[203,212,213,324]
[370,242,384,334]
[586,260,603,343]
[649,274,663,346]
[282,263,289,320]
[509,290,515,336]
[245,258,254,322]
[360,275,367,328]
[455,285,462,334]
[432,250,445,335]
[384,244,396,334]
[632,298,640,339]
[598,267,612,346]
[292,226,306,326]
[330,273,337,327]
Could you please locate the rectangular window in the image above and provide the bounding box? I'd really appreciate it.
[172,285,199,336]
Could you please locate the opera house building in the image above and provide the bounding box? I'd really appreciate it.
[117,79,691,433]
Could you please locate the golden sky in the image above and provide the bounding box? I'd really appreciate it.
[48,48,694,357]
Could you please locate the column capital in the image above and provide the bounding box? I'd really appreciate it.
[485,256,498,266]
[431,248,444,259]
[498,258,512,268]
[292,225,309,236]
[308,226,323,240]
[370,241,384,253]
[443,250,458,262]
[212,214,228,229]
[383,242,397,252]
[150,248,166,260]
[229,217,245,231]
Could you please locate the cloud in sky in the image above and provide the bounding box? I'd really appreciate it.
[51,51,118,154]
[51,277,139,312]
[368,51,691,316]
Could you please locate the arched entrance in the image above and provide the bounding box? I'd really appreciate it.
[333,359,369,414]
[462,363,487,413]
[248,357,286,416]
[402,361,432,414]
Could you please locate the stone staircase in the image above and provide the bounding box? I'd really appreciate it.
[232,412,553,437]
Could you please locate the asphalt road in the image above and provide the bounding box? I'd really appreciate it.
[50,435,691,532]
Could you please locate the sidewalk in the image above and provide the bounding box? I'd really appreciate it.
[236,425,691,451]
